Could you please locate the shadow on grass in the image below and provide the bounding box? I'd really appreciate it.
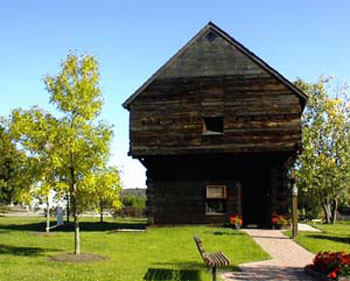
[0,222,147,232]
[153,261,239,272]
[0,244,61,256]
[308,234,350,244]
[212,231,244,236]
[144,268,202,281]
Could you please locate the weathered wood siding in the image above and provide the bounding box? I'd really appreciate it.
[144,154,289,225]
[129,31,302,157]
[145,156,238,224]
[124,23,305,225]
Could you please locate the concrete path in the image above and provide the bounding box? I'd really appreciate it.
[298,223,321,232]
[221,229,317,281]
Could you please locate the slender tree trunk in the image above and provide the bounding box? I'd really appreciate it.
[100,199,103,223]
[66,193,70,223]
[332,198,338,224]
[72,186,80,254]
[73,205,80,254]
[71,167,80,254]
[322,198,331,224]
[321,202,327,223]
[46,196,50,233]
[10,189,15,207]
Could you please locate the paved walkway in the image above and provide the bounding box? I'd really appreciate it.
[298,223,321,232]
[221,229,317,281]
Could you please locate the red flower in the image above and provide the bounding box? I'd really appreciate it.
[229,215,242,225]
[328,271,337,279]
[271,216,278,224]
[306,251,350,279]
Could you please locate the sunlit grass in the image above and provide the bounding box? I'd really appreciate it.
[286,221,350,254]
[0,216,269,281]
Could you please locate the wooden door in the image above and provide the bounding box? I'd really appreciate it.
[241,168,270,227]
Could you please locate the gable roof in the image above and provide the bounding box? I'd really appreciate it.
[122,21,308,109]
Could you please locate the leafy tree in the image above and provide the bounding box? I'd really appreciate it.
[92,167,122,223]
[295,77,350,223]
[122,195,146,209]
[10,108,62,231]
[9,53,122,251]
[44,53,122,253]
[121,193,146,218]
[0,119,31,205]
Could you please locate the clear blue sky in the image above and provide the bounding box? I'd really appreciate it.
[1,1,349,188]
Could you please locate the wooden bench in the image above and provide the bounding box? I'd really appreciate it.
[193,235,230,281]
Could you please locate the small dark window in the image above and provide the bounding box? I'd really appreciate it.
[206,185,226,215]
[203,117,223,134]
[205,31,218,42]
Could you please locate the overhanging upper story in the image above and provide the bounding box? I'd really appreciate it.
[123,22,308,158]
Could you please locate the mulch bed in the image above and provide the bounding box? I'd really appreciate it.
[48,253,107,263]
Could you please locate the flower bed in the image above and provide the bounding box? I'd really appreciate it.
[271,214,289,229]
[306,251,350,280]
[229,214,242,229]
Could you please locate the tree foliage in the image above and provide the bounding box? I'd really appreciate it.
[122,195,146,209]
[0,120,30,204]
[10,108,63,231]
[296,77,350,223]
[44,53,122,253]
[9,53,122,252]
[81,167,122,223]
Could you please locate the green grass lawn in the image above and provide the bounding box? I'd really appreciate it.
[0,216,269,281]
[287,221,350,254]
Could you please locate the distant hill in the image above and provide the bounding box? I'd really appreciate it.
[121,188,146,198]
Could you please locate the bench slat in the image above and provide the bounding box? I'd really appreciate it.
[212,253,222,265]
[193,236,230,268]
[207,252,228,267]
[217,253,226,265]
[215,252,229,266]
[209,253,220,266]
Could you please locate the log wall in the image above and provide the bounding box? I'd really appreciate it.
[144,154,290,225]
[128,32,302,157]
[125,25,304,225]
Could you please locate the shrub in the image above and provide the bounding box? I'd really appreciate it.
[306,251,350,280]
[271,214,289,227]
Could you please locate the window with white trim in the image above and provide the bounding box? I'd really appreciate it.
[206,185,226,215]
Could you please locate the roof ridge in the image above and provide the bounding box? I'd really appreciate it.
[122,22,307,109]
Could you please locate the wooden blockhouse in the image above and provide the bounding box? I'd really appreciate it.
[123,22,307,226]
